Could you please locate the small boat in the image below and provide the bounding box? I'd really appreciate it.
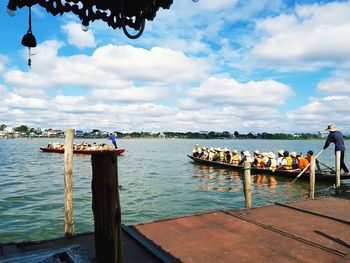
[40,147,125,155]
[187,155,350,182]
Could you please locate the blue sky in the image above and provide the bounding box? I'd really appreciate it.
[1,0,350,133]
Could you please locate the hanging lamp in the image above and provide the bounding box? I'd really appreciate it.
[21,6,36,68]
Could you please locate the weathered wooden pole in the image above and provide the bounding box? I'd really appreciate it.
[91,153,122,263]
[335,151,341,194]
[64,128,75,237]
[309,156,315,199]
[243,161,252,209]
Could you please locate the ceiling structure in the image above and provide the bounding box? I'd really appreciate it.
[7,0,174,39]
[7,0,174,67]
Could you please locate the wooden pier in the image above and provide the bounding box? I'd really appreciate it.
[1,140,350,262]
[1,196,350,262]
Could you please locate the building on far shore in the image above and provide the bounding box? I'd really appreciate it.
[318,131,329,138]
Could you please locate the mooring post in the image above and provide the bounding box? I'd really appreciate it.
[91,153,122,263]
[335,151,341,194]
[309,156,315,199]
[64,128,75,237]
[243,161,252,209]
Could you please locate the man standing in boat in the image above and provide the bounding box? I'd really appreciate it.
[109,132,118,149]
[323,123,349,174]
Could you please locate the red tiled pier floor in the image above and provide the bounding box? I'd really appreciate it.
[134,197,350,263]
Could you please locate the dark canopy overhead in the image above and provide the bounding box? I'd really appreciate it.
[7,0,174,39]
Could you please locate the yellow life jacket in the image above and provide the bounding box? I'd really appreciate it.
[255,157,262,167]
[269,159,276,170]
[283,156,292,170]
[219,152,225,161]
[232,155,240,165]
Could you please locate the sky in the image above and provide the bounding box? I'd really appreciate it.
[1,0,350,133]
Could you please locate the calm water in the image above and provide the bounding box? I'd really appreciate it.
[0,138,349,242]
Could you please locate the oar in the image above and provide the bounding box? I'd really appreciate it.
[318,161,336,173]
[292,149,324,183]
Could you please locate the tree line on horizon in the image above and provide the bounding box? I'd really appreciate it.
[1,123,345,140]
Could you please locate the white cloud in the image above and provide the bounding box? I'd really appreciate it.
[196,0,238,11]
[62,22,96,49]
[187,77,294,106]
[92,45,210,83]
[317,78,350,94]
[12,87,48,98]
[287,96,350,131]
[250,1,350,70]
[317,70,350,94]
[4,42,209,90]
[90,87,168,103]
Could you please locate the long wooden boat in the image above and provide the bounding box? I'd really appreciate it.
[187,155,350,182]
[40,147,125,155]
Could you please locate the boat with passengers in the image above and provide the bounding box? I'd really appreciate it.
[187,155,350,182]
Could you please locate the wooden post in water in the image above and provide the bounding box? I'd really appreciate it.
[91,153,122,263]
[64,128,74,237]
[309,156,315,199]
[243,161,252,209]
[335,151,341,194]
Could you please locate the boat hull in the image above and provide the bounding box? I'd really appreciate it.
[40,147,125,155]
[187,155,350,182]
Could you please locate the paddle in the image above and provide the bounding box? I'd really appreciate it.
[318,161,336,173]
[292,149,324,183]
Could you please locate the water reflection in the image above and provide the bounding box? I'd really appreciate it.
[190,163,317,200]
[192,165,241,192]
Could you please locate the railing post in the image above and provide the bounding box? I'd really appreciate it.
[309,156,315,199]
[335,151,341,194]
[91,153,122,263]
[64,128,74,237]
[243,161,252,209]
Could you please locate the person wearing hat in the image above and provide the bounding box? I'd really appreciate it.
[266,152,277,170]
[231,150,240,166]
[239,150,252,165]
[323,123,349,174]
[252,150,262,167]
[276,151,292,170]
[192,144,201,157]
[276,149,284,166]
[290,151,298,169]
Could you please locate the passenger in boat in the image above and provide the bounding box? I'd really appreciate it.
[306,150,313,163]
[203,147,210,160]
[266,152,277,170]
[277,151,292,170]
[276,149,284,166]
[214,148,221,162]
[102,143,109,150]
[208,148,216,161]
[224,149,231,163]
[252,150,261,167]
[192,144,201,157]
[290,152,299,169]
[90,142,98,150]
[323,123,349,174]
[198,147,207,159]
[260,152,269,168]
[239,151,252,165]
[54,143,63,150]
[47,142,53,149]
[296,154,309,170]
[306,150,321,170]
[231,150,240,166]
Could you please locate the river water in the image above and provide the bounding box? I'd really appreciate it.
[0,138,349,242]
